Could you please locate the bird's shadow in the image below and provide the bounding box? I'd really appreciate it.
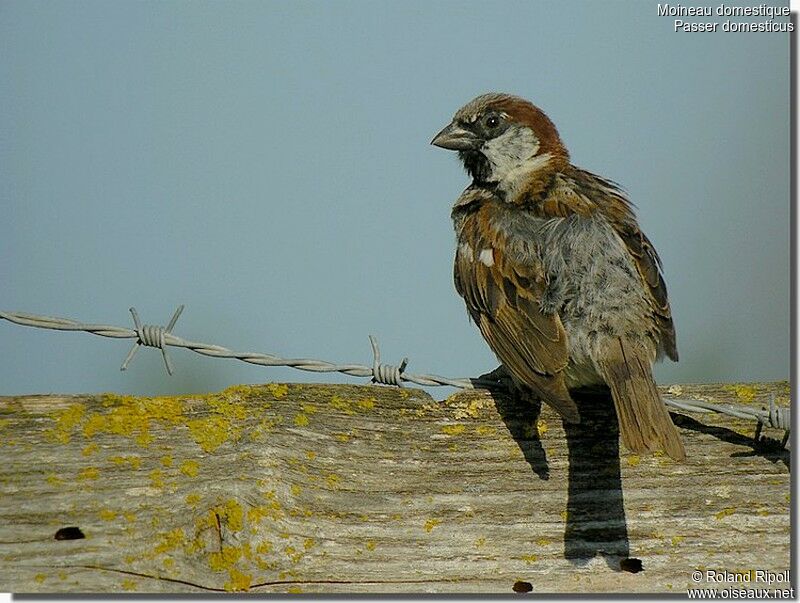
[490,386,630,570]
[487,382,789,570]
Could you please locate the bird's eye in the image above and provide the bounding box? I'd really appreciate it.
[485,114,500,128]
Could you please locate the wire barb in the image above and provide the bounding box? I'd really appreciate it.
[120,305,184,375]
[368,335,408,387]
[752,393,790,447]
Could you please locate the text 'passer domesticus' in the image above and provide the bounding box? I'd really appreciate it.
[432,93,685,461]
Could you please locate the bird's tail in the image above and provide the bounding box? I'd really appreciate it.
[597,337,686,461]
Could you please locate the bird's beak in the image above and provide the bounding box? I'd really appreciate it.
[431,122,480,151]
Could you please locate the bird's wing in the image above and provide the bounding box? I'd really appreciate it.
[453,203,579,422]
[614,224,678,361]
[572,167,678,362]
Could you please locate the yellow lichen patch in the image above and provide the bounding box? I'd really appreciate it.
[185,493,201,507]
[216,499,245,532]
[34,574,46,583]
[462,399,485,418]
[330,395,354,415]
[110,455,142,470]
[81,443,99,457]
[256,558,277,571]
[293,413,309,427]
[627,455,641,467]
[520,554,538,564]
[160,455,173,468]
[247,505,271,524]
[224,568,252,592]
[162,557,175,569]
[141,396,185,424]
[305,450,317,460]
[46,403,86,444]
[290,484,302,497]
[121,579,137,591]
[474,537,486,548]
[304,538,315,550]
[325,473,341,489]
[180,460,200,478]
[440,424,466,436]
[301,403,317,415]
[671,535,685,546]
[46,474,63,486]
[223,384,258,398]
[149,469,165,489]
[266,383,289,399]
[98,509,118,521]
[356,397,376,411]
[536,419,548,437]
[154,528,185,555]
[287,586,303,594]
[334,432,350,442]
[208,545,242,571]
[78,467,100,481]
[365,540,376,551]
[715,507,735,520]
[475,425,497,437]
[424,518,440,533]
[124,512,136,523]
[85,395,180,446]
[730,384,757,404]
[187,416,234,453]
[257,541,273,555]
[560,510,569,521]
[208,394,247,421]
[536,537,551,546]
[251,414,282,442]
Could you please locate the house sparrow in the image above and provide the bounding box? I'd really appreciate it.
[432,93,685,461]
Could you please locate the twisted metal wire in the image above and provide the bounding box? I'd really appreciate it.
[0,306,790,447]
[0,306,481,388]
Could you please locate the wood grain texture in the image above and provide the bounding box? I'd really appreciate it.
[0,381,790,594]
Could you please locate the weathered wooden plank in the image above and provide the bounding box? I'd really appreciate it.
[0,381,790,594]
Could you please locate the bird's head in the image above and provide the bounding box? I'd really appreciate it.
[432,93,568,201]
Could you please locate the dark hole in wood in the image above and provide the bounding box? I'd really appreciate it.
[620,557,643,573]
[512,580,533,593]
[54,526,85,540]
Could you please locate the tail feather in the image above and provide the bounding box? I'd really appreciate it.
[598,338,686,461]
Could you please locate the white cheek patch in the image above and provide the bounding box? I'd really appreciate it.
[482,126,540,178]
[479,248,494,267]
[481,125,553,198]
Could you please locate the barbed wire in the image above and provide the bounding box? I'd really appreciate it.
[0,305,790,448]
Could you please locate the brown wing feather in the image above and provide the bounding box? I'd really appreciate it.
[454,214,579,423]
[575,167,678,361]
[615,225,678,361]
